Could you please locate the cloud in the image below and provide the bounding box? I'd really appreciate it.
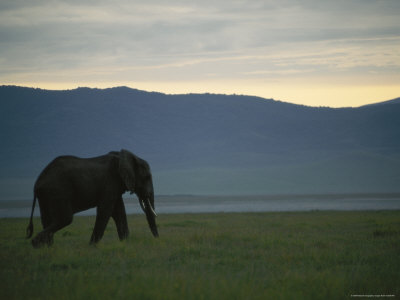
[1,0,399,106]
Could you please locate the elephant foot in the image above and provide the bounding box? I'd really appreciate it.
[89,234,101,245]
[117,229,129,241]
[32,231,54,248]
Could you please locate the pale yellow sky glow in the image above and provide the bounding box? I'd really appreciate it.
[9,80,400,108]
[1,0,400,107]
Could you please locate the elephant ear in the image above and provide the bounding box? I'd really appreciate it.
[119,149,137,193]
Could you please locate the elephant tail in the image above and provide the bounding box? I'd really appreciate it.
[26,193,37,239]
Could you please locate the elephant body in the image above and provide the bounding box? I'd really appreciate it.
[26,149,158,248]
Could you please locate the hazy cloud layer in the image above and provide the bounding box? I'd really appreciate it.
[1,0,400,106]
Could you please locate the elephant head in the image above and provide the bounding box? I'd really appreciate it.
[119,149,158,237]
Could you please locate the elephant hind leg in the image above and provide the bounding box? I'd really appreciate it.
[112,197,129,241]
[32,229,54,248]
[32,198,73,248]
[32,216,73,248]
[38,198,52,229]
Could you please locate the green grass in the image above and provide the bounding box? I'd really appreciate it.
[1,211,399,299]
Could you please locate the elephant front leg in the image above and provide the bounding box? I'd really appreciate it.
[112,197,129,241]
[90,204,113,245]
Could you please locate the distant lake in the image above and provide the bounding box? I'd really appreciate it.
[1,194,400,218]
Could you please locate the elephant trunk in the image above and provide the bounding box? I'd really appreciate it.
[139,195,158,237]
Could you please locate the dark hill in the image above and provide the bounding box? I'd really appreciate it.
[0,85,399,198]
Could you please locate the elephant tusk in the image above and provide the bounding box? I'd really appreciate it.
[139,199,146,213]
[145,198,157,217]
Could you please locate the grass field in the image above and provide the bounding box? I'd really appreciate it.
[1,211,399,299]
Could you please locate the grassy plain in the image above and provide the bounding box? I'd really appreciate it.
[1,211,399,299]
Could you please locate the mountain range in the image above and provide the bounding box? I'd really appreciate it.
[0,85,399,199]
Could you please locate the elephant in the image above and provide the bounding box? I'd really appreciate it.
[26,149,158,248]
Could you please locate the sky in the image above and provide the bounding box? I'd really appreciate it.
[1,0,399,107]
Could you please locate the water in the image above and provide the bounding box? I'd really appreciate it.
[1,194,400,218]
